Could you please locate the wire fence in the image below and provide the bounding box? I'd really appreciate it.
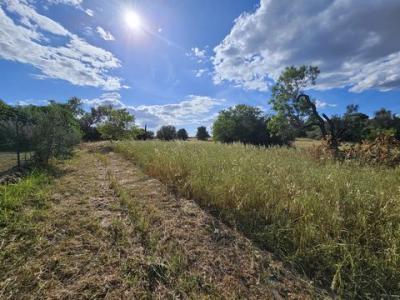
[0,142,33,174]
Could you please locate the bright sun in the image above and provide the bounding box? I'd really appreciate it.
[125,10,141,30]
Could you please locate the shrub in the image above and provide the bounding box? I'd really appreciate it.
[343,133,400,167]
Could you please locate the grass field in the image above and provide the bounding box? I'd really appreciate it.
[113,140,400,298]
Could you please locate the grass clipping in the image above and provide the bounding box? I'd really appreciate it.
[113,140,400,298]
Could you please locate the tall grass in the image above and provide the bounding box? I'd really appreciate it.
[114,140,400,298]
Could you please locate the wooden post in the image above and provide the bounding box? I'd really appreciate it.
[15,119,20,168]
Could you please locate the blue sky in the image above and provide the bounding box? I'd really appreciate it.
[1,0,400,135]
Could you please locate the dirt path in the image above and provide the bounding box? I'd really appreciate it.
[1,144,327,299]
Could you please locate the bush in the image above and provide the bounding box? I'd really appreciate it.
[28,103,81,164]
[343,133,400,167]
[156,125,176,141]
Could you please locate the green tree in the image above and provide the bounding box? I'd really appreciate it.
[177,128,189,140]
[156,125,176,141]
[132,127,154,140]
[97,108,134,141]
[213,105,268,145]
[269,65,340,151]
[196,126,210,141]
[341,105,369,142]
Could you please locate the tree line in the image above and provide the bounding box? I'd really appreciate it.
[0,97,213,167]
[1,65,399,168]
[212,66,400,150]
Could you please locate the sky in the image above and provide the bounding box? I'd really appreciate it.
[1,0,400,135]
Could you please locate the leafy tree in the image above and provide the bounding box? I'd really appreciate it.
[177,128,189,140]
[97,108,134,141]
[79,105,112,141]
[196,126,210,141]
[132,127,154,140]
[340,105,369,142]
[269,65,340,152]
[213,105,269,145]
[368,108,400,140]
[156,125,176,141]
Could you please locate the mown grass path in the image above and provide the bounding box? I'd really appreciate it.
[1,144,327,299]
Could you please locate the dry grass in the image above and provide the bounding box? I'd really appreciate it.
[0,152,18,173]
[1,144,323,299]
[113,140,400,298]
[294,138,322,149]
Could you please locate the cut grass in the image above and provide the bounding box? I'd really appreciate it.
[102,153,220,298]
[113,140,400,298]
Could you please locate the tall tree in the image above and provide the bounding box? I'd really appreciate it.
[269,65,340,152]
[97,107,134,141]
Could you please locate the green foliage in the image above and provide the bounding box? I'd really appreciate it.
[114,141,400,298]
[177,128,189,141]
[97,108,134,141]
[132,127,154,140]
[196,126,210,141]
[267,113,296,145]
[156,125,176,141]
[269,66,320,139]
[213,105,268,145]
[27,102,82,164]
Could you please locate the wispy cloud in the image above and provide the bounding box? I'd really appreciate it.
[96,26,115,41]
[316,100,337,109]
[0,0,122,90]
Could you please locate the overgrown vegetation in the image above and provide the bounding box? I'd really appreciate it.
[0,170,52,289]
[114,140,400,298]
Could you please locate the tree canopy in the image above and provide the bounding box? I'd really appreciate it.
[213,105,269,145]
[156,125,177,141]
[196,126,210,141]
[177,128,189,140]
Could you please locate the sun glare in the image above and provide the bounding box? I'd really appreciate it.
[125,10,141,30]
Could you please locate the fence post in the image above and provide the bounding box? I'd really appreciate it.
[15,119,20,168]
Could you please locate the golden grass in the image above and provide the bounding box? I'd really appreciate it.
[113,140,400,298]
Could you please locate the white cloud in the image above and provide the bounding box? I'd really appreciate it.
[128,95,225,129]
[46,0,83,6]
[213,0,400,93]
[315,100,337,109]
[187,47,208,63]
[195,68,209,78]
[84,9,93,17]
[82,92,123,107]
[0,0,122,90]
[96,26,114,41]
[83,94,225,130]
